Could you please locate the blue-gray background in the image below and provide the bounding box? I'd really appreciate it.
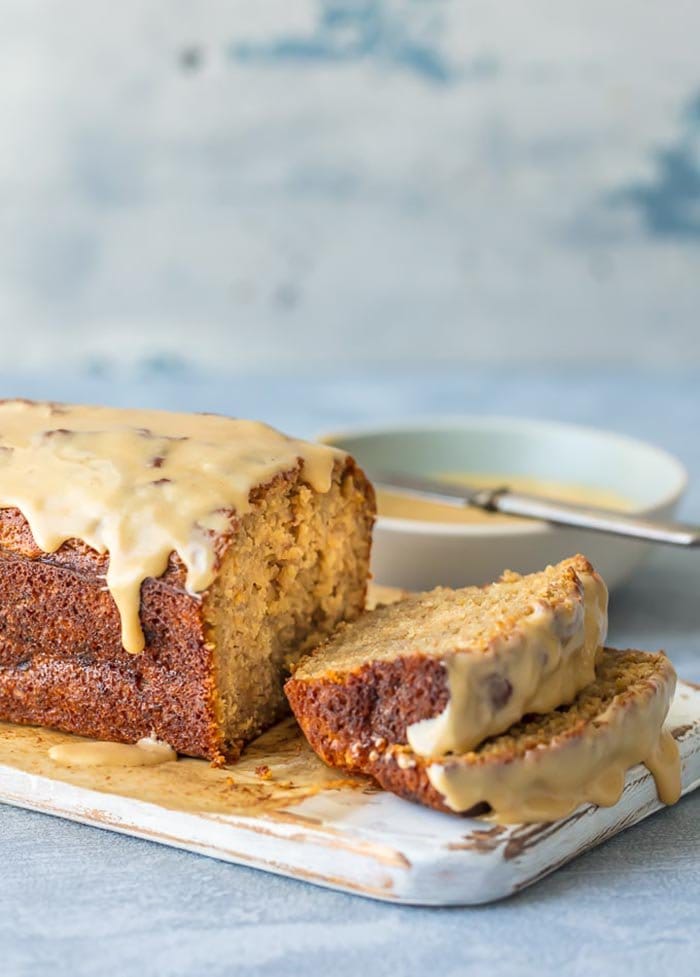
[1,5,700,977]
[1,0,699,375]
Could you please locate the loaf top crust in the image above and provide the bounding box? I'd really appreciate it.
[0,399,347,653]
[292,555,603,677]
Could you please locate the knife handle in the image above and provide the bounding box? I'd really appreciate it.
[489,491,700,547]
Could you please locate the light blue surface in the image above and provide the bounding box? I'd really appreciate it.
[1,365,699,977]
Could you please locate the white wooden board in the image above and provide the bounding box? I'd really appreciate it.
[0,681,698,905]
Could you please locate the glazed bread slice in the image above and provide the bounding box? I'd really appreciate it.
[286,556,608,767]
[0,401,375,761]
[359,649,680,822]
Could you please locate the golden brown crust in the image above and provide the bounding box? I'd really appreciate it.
[0,456,374,762]
[0,543,222,758]
[285,656,449,772]
[363,750,452,812]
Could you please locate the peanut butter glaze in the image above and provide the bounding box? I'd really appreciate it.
[0,400,345,653]
[48,736,177,768]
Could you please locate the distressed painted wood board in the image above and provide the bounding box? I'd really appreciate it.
[0,681,698,906]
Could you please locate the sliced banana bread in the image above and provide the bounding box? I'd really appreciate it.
[285,555,608,768]
[362,648,680,822]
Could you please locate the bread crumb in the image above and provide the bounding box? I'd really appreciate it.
[396,752,417,770]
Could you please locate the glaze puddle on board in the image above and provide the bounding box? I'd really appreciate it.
[0,717,372,817]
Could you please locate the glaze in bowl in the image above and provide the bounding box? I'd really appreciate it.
[321,417,688,591]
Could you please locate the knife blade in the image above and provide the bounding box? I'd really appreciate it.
[371,471,700,547]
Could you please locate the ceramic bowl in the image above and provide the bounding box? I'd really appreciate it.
[321,417,688,591]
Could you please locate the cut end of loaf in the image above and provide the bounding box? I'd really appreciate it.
[207,460,375,760]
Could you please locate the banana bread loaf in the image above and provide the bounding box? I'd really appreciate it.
[286,556,608,768]
[0,400,375,761]
[355,648,680,822]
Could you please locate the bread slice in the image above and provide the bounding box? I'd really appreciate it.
[285,556,608,767]
[359,648,680,822]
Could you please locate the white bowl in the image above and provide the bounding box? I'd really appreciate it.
[321,417,688,591]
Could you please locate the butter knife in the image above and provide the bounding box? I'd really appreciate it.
[371,471,700,547]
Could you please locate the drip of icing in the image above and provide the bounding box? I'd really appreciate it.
[0,400,345,653]
[48,736,177,768]
[644,728,682,805]
[407,569,608,757]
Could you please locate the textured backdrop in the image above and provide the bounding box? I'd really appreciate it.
[1,0,699,373]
